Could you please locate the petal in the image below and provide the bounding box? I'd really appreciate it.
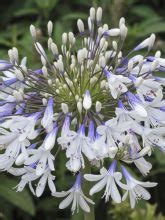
[135,185,151,200]
[48,176,56,193]
[134,180,157,188]
[89,177,107,196]
[52,191,70,197]
[84,174,103,182]
[59,193,74,209]
[78,195,90,212]
[110,180,121,203]
[129,190,136,208]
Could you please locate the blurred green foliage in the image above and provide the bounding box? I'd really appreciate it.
[0,0,164,219]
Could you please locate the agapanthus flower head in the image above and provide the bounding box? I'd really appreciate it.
[0,6,164,214]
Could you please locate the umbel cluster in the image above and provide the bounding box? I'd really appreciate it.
[0,7,164,213]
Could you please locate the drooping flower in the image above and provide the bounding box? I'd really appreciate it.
[117,166,157,208]
[53,173,94,213]
[84,161,122,203]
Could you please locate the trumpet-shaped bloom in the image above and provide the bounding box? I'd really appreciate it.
[53,173,94,213]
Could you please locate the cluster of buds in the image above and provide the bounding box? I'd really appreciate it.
[0,7,164,214]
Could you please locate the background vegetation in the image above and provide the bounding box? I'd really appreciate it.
[0,0,164,219]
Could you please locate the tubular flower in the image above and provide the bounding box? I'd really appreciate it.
[0,7,164,212]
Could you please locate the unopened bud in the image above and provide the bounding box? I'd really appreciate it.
[90,7,95,22]
[127,60,134,72]
[83,90,92,110]
[42,98,47,106]
[48,79,52,85]
[12,47,19,63]
[95,101,102,112]
[62,33,67,45]
[77,101,82,113]
[47,21,53,36]
[96,7,102,23]
[155,50,161,58]
[90,76,97,84]
[119,17,125,27]
[30,25,36,40]
[77,19,84,33]
[61,103,69,114]
[41,55,47,66]
[42,66,48,77]
[15,69,24,81]
[148,33,155,51]
[151,60,159,71]
[112,41,117,51]
[51,43,58,56]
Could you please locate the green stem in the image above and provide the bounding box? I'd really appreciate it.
[83,159,95,220]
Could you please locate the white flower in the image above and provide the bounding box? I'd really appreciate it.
[84,161,122,203]
[36,168,56,197]
[136,91,165,126]
[117,166,157,208]
[134,157,152,176]
[65,125,95,172]
[126,92,148,118]
[103,68,131,99]
[53,173,94,213]
[96,118,131,158]
[142,127,165,151]
[25,146,55,176]
[0,131,30,170]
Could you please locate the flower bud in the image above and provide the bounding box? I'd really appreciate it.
[12,47,19,63]
[95,101,102,112]
[127,60,134,72]
[90,7,95,22]
[104,28,120,37]
[15,69,24,81]
[30,24,36,40]
[42,66,48,77]
[61,103,69,114]
[148,33,155,51]
[51,43,58,56]
[77,101,82,113]
[112,41,117,51]
[96,7,102,23]
[62,33,67,45]
[119,17,125,27]
[83,90,92,110]
[47,21,53,36]
[155,50,161,58]
[77,19,84,33]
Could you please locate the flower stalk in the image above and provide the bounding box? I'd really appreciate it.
[83,159,95,220]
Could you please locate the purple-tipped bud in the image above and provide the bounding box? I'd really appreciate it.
[61,115,70,136]
[88,121,95,140]
[44,126,58,150]
[41,97,54,129]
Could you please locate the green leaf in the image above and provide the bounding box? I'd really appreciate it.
[0,175,35,216]
[35,0,59,10]
[14,8,38,17]
[132,5,159,18]
[61,12,87,21]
